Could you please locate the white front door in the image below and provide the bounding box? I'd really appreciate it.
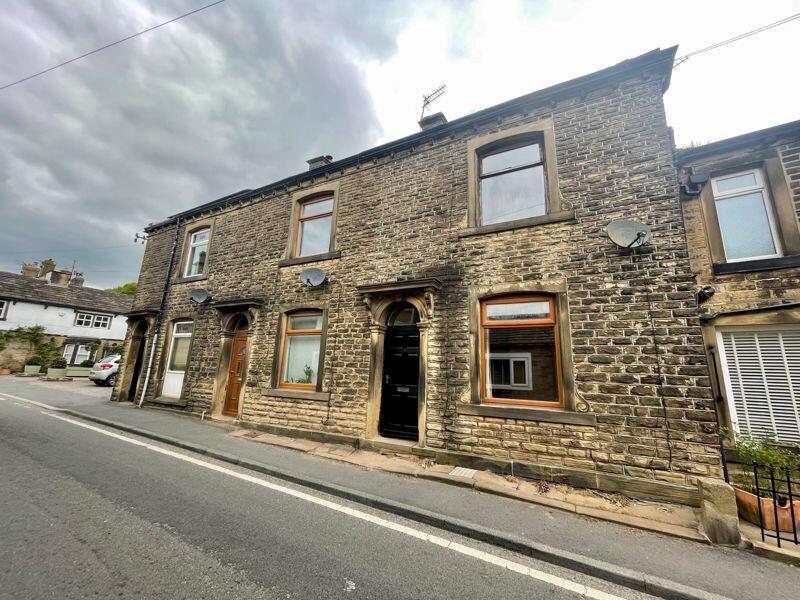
[162,321,193,398]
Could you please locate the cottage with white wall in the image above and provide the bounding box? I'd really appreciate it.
[0,260,132,369]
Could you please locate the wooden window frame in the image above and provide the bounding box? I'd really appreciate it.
[295,196,335,258]
[479,295,564,407]
[183,226,211,278]
[278,310,325,390]
[710,168,783,263]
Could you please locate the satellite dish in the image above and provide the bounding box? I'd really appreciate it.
[188,288,211,305]
[300,267,326,287]
[606,219,652,249]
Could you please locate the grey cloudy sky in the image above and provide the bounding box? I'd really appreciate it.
[1,0,798,289]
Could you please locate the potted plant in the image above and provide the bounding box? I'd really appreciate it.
[46,357,69,378]
[66,359,95,378]
[23,356,44,375]
[731,434,800,533]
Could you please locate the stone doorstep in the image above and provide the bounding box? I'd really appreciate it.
[230,428,706,543]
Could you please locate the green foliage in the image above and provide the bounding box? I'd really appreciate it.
[731,433,800,492]
[50,357,68,369]
[106,343,124,356]
[1,326,61,368]
[107,282,137,295]
[79,359,95,367]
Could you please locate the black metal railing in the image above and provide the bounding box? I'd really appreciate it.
[752,463,799,547]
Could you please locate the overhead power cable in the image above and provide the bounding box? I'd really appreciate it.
[0,0,226,91]
[673,12,800,66]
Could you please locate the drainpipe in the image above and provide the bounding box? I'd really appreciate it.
[138,218,181,407]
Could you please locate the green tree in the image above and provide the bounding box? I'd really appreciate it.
[108,282,137,295]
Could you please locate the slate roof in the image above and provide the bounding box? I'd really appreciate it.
[0,271,133,314]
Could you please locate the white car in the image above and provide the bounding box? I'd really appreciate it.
[89,355,121,387]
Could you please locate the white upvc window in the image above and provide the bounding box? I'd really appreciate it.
[717,325,800,444]
[184,228,210,277]
[75,312,112,329]
[711,169,782,263]
[487,352,533,391]
[0,299,7,319]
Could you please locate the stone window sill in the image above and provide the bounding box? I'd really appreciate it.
[457,402,596,425]
[458,210,575,239]
[278,250,341,268]
[173,274,208,284]
[713,254,800,275]
[262,387,330,402]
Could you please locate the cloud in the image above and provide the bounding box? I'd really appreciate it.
[0,0,414,287]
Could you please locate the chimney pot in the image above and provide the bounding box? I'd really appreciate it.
[307,155,333,171]
[418,112,447,131]
[69,273,85,288]
[40,258,56,278]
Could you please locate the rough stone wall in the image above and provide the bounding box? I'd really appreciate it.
[680,134,800,313]
[128,68,722,487]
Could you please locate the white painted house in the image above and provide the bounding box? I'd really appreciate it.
[0,262,132,367]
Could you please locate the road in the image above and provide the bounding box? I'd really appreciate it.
[0,392,657,600]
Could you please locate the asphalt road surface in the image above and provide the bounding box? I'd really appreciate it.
[0,395,661,600]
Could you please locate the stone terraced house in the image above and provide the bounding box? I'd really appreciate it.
[116,47,730,506]
[677,120,800,448]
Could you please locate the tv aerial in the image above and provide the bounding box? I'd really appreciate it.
[606,219,652,249]
[300,267,326,287]
[188,288,211,305]
[420,83,447,119]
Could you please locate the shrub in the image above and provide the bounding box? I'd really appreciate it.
[731,433,800,493]
[79,359,95,367]
[26,356,44,366]
[50,357,68,369]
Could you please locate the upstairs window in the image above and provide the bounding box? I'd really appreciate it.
[711,169,781,262]
[479,141,546,226]
[280,311,323,388]
[75,312,112,329]
[184,228,210,277]
[0,299,7,319]
[480,296,561,406]
[296,197,334,257]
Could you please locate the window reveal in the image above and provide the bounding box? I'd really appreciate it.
[711,169,781,262]
[480,296,561,406]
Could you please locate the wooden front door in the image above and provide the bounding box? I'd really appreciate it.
[379,324,420,441]
[223,330,248,416]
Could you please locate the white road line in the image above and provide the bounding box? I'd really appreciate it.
[0,392,62,411]
[37,410,630,600]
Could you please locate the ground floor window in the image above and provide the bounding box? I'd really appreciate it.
[480,295,561,406]
[718,326,800,443]
[162,321,193,398]
[62,343,93,365]
[280,311,323,388]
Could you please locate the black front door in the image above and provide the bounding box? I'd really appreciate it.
[379,324,420,441]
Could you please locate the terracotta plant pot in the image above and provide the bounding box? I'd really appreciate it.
[0,368,11,375]
[735,486,800,533]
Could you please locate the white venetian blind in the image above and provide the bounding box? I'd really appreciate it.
[721,329,800,443]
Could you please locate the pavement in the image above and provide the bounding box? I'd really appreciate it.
[1,377,798,600]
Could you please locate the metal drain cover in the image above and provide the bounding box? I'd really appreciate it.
[449,466,478,478]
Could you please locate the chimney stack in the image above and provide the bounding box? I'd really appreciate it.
[50,270,71,286]
[307,155,333,171]
[418,112,447,131]
[21,262,39,278]
[39,258,56,279]
[69,272,85,288]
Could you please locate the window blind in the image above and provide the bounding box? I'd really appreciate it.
[721,329,800,443]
